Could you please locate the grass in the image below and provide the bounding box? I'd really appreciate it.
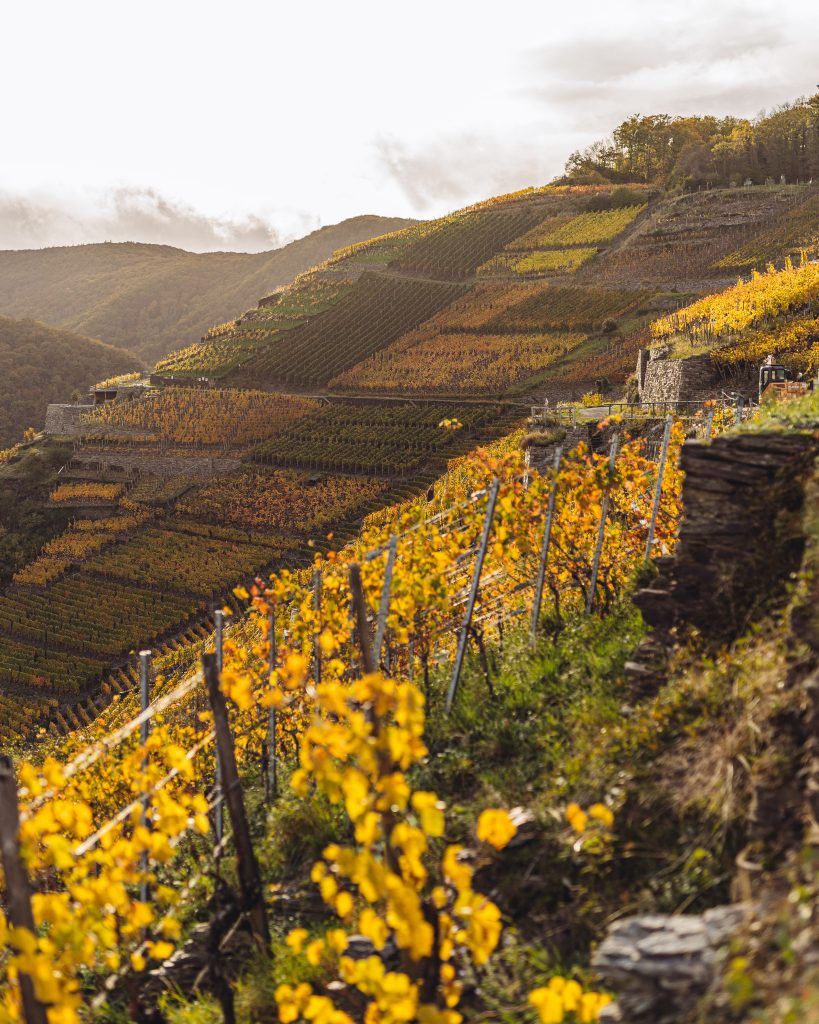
[122,566,816,1022]
[738,385,819,433]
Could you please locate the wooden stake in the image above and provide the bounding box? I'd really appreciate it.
[312,570,322,685]
[202,653,270,952]
[267,611,278,802]
[0,756,49,1024]
[349,563,376,675]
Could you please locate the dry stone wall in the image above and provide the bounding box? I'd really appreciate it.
[634,431,816,640]
[637,349,721,405]
[627,430,818,695]
[72,451,241,479]
[44,404,95,435]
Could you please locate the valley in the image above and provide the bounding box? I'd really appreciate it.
[2,179,818,742]
[1,87,819,1024]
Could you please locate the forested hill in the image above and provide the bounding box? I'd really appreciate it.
[0,215,415,362]
[0,316,141,445]
[563,92,819,191]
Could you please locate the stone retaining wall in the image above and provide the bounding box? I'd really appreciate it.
[71,451,241,479]
[626,430,818,695]
[638,350,721,404]
[44,404,94,435]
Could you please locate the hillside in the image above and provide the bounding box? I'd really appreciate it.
[0,215,415,361]
[0,181,816,725]
[157,181,819,399]
[2,158,819,1024]
[0,315,141,446]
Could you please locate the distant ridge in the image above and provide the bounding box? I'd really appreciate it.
[0,215,416,361]
[0,316,141,445]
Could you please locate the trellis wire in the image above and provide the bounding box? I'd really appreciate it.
[22,424,676,832]
[4,423,693,1022]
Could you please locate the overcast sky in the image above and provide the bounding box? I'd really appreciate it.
[1,0,815,251]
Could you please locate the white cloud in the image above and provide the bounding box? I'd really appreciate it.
[0,0,815,249]
[0,187,288,252]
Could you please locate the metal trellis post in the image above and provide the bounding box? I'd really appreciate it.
[530,447,563,644]
[445,477,500,714]
[586,433,620,614]
[373,535,397,666]
[645,414,673,561]
[704,406,716,440]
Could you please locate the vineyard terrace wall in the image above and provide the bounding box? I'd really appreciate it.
[636,348,722,405]
[44,403,95,435]
[634,430,818,643]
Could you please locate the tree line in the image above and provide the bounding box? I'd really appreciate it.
[561,93,819,190]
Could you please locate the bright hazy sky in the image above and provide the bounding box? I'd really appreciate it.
[1,0,816,251]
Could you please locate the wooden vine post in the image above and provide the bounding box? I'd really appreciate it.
[202,653,271,952]
[267,610,278,802]
[349,563,376,675]
[0,755,49,1024]
[312,569,322,685]
[213,610,226,844]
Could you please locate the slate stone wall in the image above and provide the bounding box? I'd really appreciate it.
[44,404,95,435]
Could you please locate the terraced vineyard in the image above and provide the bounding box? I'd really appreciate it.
[0,689,65,744]
[333,282,649,395]
[715,189,819,271]
[227,274,467,387]
[487,283,647,330]
[4,181,815,738]
[82,387,317,447]
[84,527,280,597]
[332,329,588,394]
[0,574,195,664]
[252,401,502,474]
[592,185,816,288]
[176,469,390,533]
[0,635,105,694]
[388,203,549,278]
[477,204,646,278]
